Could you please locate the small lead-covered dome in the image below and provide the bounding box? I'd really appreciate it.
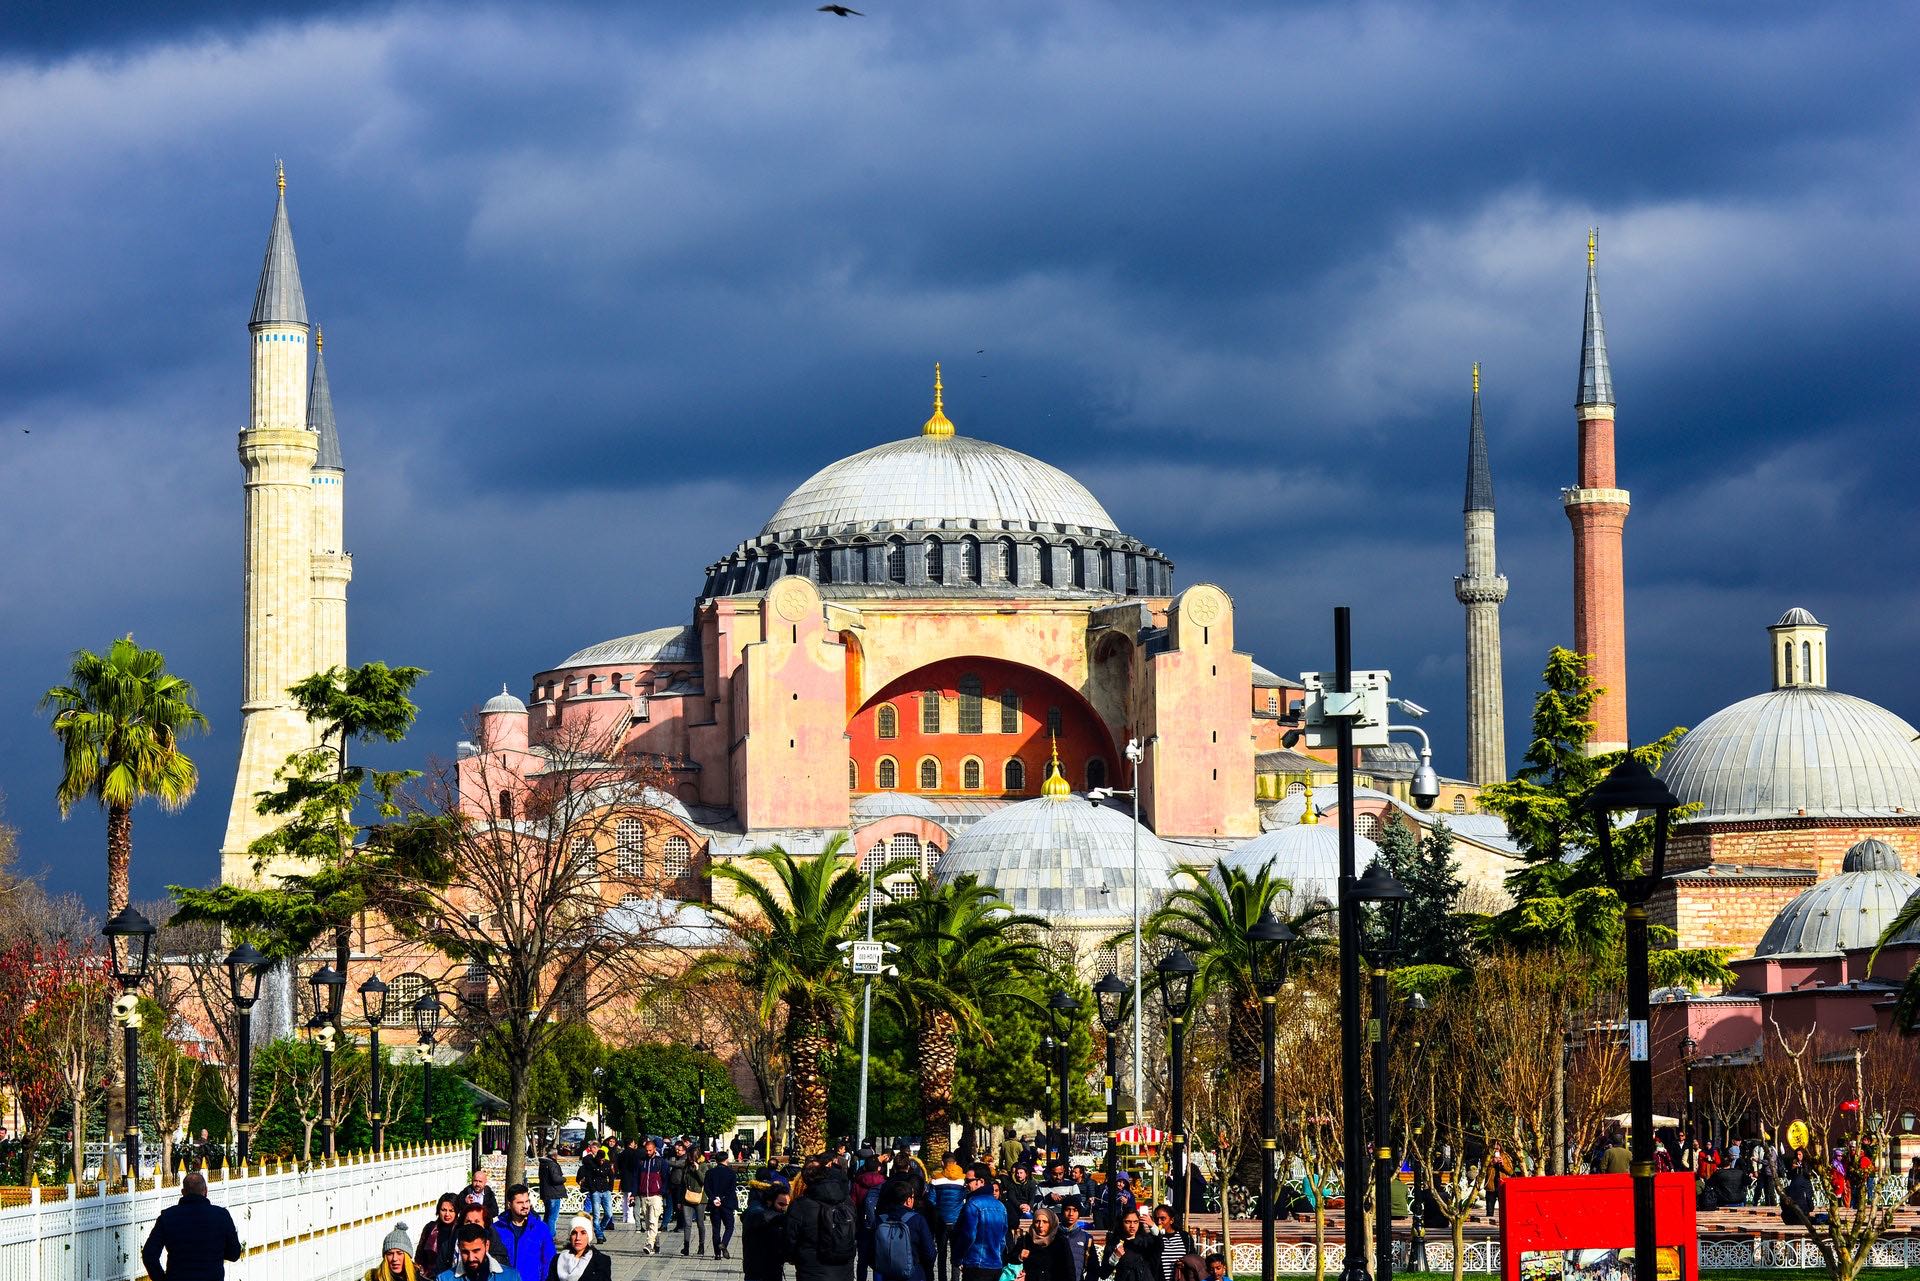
[1777,607,1821,627]
[1753,859,1920,957]
[934,790,1173,926]
[481,685,527,716]
[1843,838,1903,873]
[1214,820,1380,907]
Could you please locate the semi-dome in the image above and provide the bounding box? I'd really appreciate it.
[556,624,697,669]
[852,791,946,824]
[1753,861,1920,957]
[481,684,527,716]
[933,791,1174,925]
[1214,820,1380,906]
[1658,687,1920,822]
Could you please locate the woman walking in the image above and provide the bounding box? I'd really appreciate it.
[682,1149,711,1256]
[547,1217,612,1281]
[1008,1208,1073,1281]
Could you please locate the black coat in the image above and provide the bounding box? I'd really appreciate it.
[539,1157,568,1204]
[462,1184,502,1222]
[1009,1232,1075,1281]
[1099,1231,1159,1281]
[617,1148,644,1194]
[742,1206,790,1281]
[579,1154,616,1194]
[141,1195,243,1281]
[544,1250,613,1281]
[415,1221,459,1278]
[786,1169,857,1281]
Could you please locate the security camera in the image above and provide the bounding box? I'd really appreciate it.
[113,992,141,1025]
[1410,754,1441,810]
[1392,697,1429,719]
[1124,738,1144,765]
[1281,729,1303,749]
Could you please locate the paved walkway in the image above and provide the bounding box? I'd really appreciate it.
[600,1210,742,1281]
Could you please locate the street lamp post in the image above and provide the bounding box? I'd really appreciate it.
[309,965,346,1157]
[1588,755,1682,1281]
[360,976,389,1152]
[1681,1036,1698,1143]
[1248,908,1297,1281]
[1094,971,1127,1226]
[1156,948,1197,1226]
[1356,864,1410,1281]
[695,1041,711,1150]
[224,944,266,1165]
[414,991,442,1142]
[1091,738,1148,1127]
[1049,991,1081,1161]
[103,907,156,1183]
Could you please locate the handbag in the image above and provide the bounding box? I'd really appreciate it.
[998,1266,1024,1281]
[684,1187,703,1204]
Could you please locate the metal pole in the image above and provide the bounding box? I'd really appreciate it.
[370,1026,383,1153]
[1335,607,1369,1281]
[1262,993,1278,1281]
[1131,779,1144,1135]
[1627,902,1656,1281]
[699,1063,709,1150]
[856,856,877,1146]
[423,1050,434,1142]
[236,1006,253,1165]
[1104,1032,1121,1228]
[321,1042,335,1158]
[1057,1032,1070,1155]
[1372,966,1392,1281]
[1170,1013,1187,1227]
[123,1019,141,1183]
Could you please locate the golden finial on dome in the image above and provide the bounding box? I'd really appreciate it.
[315,326,323,352]
[277,160,286,195]
[1042,734,1071,798]
[921,362,955,439]
[1300,777,1316,825]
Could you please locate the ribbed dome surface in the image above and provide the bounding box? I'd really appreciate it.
[934,795,1172,924]
[1843,838,1903,873]
[1754,864,1920,957]
[760,435,1119,538]
[481,685,527,716]
[852,792,946,823]
[1659,687,1920,822]
[1214,823,1380,906]
[1777,607,1821,627]
[557,624,697,669]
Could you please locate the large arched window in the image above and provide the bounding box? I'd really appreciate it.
[848,759,858,790]
[921,690,942,734]
[1086,758,1108,790]
[663,834,693,878]
[962,758,983,790]
[1803,641,1813,683]
[1000,692,1021,734]
[1004,758,1027,793]
[817,543,836,584]
[615,817,646,878]
[1098,547,1113,591]
[887,539,907,584]
[1047,706,1063,735]
[924,537,944,583]
[997,539,1016,583]
[918,757,941,790]
[884,833,920,901]
[1783,641,1794,683]
[877,757,898,790]
[1067,541,1085,588]
[961,537,981,583]
[923,843,942,877]
[387,973,431,1026]
[958,675,983,733]
[1035,539,1054,587]
[1356,813,1380,841]
[877,704,899,739]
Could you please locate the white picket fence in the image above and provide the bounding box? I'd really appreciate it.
[0,1144,470,1281]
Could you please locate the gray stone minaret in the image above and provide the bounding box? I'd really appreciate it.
[1454,363,1509,785]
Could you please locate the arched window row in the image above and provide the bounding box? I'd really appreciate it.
[851,753,1110,795]
[700,534,1176,601]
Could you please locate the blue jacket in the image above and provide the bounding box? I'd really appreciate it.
[928,1178,966,1228]
[874,1206,938,1281]
[953,1190,1008,1271]
[493,1214,554,1281]
[438,1264,523,1281]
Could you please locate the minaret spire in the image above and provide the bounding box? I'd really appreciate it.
[1455,363,1509,784]
[251,165,308,329]
[308,327,342,471]
[1565,229,1630,752]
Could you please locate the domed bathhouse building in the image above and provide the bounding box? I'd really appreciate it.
[1653,609,1920,956]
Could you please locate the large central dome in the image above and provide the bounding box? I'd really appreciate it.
[761,434,1119,539]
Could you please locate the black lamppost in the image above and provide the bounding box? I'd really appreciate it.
[1248,908,1297,1281]
[415,991,442,1141]
[309,965,346,1157]
[1049,991,1081,1160]
[1680,1035,1698,1143]
[1094,970,1128,1224]
[1587,755,1681,1281]
[224,944,266,1164]
[360,975,390,1151]
[102,907,156,1183]
[1356,863,1409,1281]
[1156,947,1197,1226]
[694,1042,711,1149]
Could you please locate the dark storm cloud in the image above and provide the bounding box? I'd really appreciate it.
[0,1,1915,909]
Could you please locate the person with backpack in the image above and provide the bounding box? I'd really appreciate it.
[872,1179,938,1281]
[926,1163,966,1281]
[951,1164,1009,1281]
[786,1157,860,1281]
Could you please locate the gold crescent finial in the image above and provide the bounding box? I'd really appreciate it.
[314,326,323,352]
[1042,733,1071,798]
[1588,227,1596,268]
[1472,362,1479,395]
[921,362,955,438]
[277,160,286,195]
[1300,776,1317,825]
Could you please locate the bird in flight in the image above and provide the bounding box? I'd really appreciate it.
[818,4,863,14]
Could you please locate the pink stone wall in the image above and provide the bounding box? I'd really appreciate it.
[1138,585,1257,839]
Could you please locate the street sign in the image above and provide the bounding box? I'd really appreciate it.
[850,941,884,975]
[1629,1018,1648,1062]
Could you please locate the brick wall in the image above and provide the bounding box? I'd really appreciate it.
[1669,818,1920,877]
[1653,876,1811,954]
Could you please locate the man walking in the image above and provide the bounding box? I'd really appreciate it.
[141,1172,243,1281]
[952,1164,1008,1281]
[494,1184,556,1281]
[618,1137,644,1227]
[708,1148,740,1260]
[462,1166,502,1223]
[579,1141,616,1244]
[439,1225,522,1281]
[538,1147,569,1238]
[786,1155,859,1281]
[634,1137,670,1255]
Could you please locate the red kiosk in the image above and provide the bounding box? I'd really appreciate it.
[1502,1174,1698,1281]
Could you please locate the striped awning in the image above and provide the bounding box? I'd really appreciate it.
[1111,1125,1168,1145]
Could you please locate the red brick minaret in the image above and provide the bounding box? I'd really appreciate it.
[1564,229,1629,753]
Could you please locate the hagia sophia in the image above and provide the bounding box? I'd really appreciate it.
[220,173,1920,1064]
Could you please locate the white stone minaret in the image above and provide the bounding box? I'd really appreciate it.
[308,328,350,676]
[1455,363,1509,785]
[221,165,322,888]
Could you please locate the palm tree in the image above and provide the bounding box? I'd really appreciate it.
[692,836,910,1155]
[41,636,208,915]
[1136,863,1332,1070]
[876,874,1049,1162]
